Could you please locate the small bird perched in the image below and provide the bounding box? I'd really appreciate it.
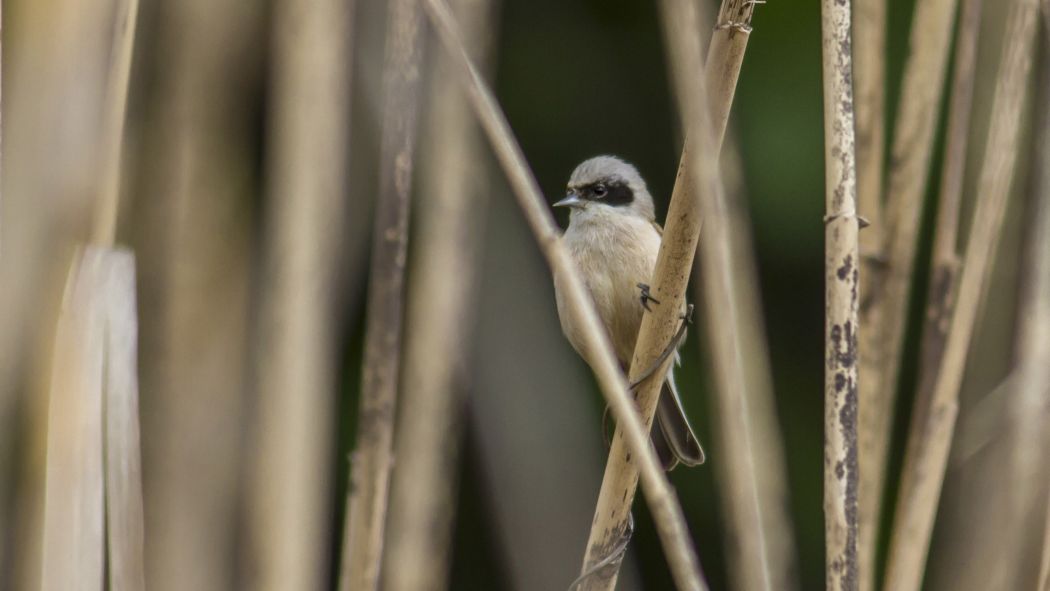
[552,155,705,470]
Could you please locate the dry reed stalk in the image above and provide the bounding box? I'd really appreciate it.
[249,0,352,589]
[857,0,960,573]
[41,250,106,591]
[381,1,495,590]
[914,0,983,405]
[135,1,260,586]
[693,2,798,590]
[423,1,706,589]
[1036,20,1050,590]
[882,1,1041,589]
[852,2,886,585]
[342,1,422,589]
[820,0,861,588]
[91,0,139,247]
[1004,26,1050,588]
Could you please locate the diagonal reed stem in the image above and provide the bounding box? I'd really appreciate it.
[423,1,707,589]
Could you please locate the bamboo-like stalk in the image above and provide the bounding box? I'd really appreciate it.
[250,0,352,589]
[820,0,860,588]
[423,1,706,590]
[882,2,1041,589]
[857,0,959,572]
[341,1,422,589]
[694,2,798,590]
[1036,19,1050,590]
[381,1,495,589]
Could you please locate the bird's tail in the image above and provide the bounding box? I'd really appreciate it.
[654,372,705,470]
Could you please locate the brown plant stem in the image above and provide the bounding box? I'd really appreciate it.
[820,0,861,588]
[251,0,353,589]
[857,0,960,575]
[381,0,497,589]
[423,1,707,589]
[342,1,422,589]
[883,1,1041,589]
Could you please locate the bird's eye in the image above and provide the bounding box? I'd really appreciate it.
[593,184,607,198]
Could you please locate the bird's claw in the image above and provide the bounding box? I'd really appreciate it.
[637,283,660,312]
[681,303,694,324]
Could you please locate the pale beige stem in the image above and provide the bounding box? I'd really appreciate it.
[820,0,861,588]
[251,0,352,589]
[91,0,139,248]
[883,1,1041,589]
[423,1,707,589]
[342,2,422,590]
[381,0,496,590]
[857,0,960,575]
[852,2,885,583]
[695,2,798,590]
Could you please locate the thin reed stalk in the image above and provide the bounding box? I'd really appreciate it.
[694,2,798,590]
[381,0,496,589]
[250,0,352,589]
[857,0,960,573]
[342,2,423,589]
[883,1,1041,589]
[423,1,706,589]
[914,0,983,407]
[819,0,861,588]
[852,1,886,584]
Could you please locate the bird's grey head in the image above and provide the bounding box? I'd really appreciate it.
[554,156,656,221]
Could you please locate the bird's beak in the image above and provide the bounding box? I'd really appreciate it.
[554,191,583,209]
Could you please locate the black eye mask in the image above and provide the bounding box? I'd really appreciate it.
[583,181,634,207]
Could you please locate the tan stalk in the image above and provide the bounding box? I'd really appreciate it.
[381,0,496,589]
[695,2,798,590]
[251,0,352,589]
[342,1,422,590]
[857,0,960,572]
[852,1,885,586]
[423,1,707,589]
[1037,18,1050,590]
[882,1,1041,589]
[820,0,861,588]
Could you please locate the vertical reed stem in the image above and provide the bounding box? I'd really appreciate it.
[820,0,860,587]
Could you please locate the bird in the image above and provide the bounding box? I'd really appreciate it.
[552,155,705,470]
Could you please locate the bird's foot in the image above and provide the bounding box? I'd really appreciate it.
[681,303,694,324]
[637,283,660,312]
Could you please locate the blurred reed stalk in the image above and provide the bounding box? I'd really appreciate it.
[132,1,262,588]
[41,0,144,587]
[248,0,352,589]
[1035,20,1050,590]
[423,1,706,590]
[819,0,860,588]
[857,0,959,575]
[341,1,422,589]
[691,1,798,590]
[851,0,886,584]
[883,1,1041,589]
[380,1,496,590]
[914,0,983,406]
